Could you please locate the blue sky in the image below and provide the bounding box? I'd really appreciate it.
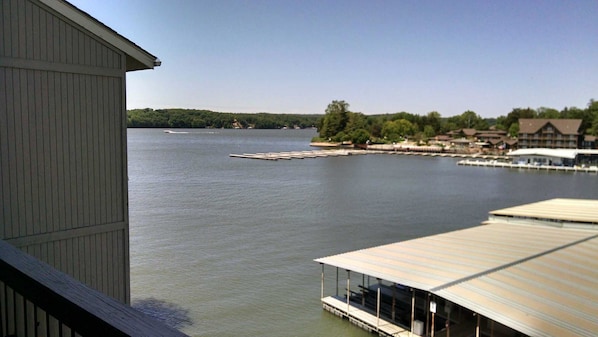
[70,0,598,118]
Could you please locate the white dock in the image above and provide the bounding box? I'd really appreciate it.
[321,296,413,337]
[457,159,598,173]
[230,149,511,161]
[229,149,368,160]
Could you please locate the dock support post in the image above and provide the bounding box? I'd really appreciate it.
[376,286,381,328]
[431,311,435,337]
[426,294,430,336]
[346,270,351,315]
[320,263,324,299]
[361,274,365,306]
[410,288,415,337]
[335,268,339,297]
[392,283,396,321]
[475,313,480,337]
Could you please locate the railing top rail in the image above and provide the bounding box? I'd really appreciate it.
[0,240,188,337]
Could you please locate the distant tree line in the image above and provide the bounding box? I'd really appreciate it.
[315,99,598,144]
[128,99,598,145]
[127,108,321,129]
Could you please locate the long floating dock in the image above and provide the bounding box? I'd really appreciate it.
[229,149,367,160]
[458,159,598,173]
[230,149,508,161]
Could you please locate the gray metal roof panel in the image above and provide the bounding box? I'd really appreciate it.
[490,198,598,224]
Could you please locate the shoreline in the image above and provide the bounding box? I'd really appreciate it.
[231,147,598,174]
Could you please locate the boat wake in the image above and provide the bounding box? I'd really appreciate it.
[163,130,189,134]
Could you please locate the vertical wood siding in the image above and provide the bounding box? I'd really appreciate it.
[1,0,121,69]
[1,0,130,303]
[0,69,124,237]
[20,230,126,302]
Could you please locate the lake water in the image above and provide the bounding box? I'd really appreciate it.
[127,128,597,337]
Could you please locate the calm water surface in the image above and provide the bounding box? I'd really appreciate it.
[127,129,597,336]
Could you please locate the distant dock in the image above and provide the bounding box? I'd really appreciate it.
[458,159,598,173]
[229,149,367,160]
[230,149,507,161]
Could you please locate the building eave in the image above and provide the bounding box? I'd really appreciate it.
[40,0,160,71]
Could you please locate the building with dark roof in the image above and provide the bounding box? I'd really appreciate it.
[518,119,582,149]
[583,135,597,149]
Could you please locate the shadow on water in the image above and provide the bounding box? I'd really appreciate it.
[132,298,193,330]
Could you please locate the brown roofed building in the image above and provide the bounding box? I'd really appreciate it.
[518,119,582,149]
[583,135,597,149]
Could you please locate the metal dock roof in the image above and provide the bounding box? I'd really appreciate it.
[489,198,598,225]
[315,199,598,337]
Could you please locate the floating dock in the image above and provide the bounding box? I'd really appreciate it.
[229,149,367,160]
[457,159,598,173]
[230,149,508,161]
[322,296,411,337]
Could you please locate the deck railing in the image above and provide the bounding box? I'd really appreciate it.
[0,240,188,337]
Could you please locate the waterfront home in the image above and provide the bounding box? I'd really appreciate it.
[0,0,185,335]
[583,135,597,149]
[518,119,582,149]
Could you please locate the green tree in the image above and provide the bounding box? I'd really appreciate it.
[537,107,560,119]
[457,110,488,129]
[423,125,436,139]
[508,123,519,138]
[350,129,371,144]
[318,100,350,139]
[423,111,442,134]
[494,116,508,131]
[504,108,536,132]
[381,119,416,142]
[588,99,598,135]
[345,112,368,134]
[368,118,384,138]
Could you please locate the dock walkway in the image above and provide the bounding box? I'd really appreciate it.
[321,296,413,337]
[230,149,508,161]
[229,149,367,160]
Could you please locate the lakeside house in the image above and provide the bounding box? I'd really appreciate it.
[316,198,598,337]
[518,119,582,149]
[583,135,597,149]
[1,0,186,335]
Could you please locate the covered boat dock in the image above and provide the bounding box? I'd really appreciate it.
[507,148,598,168]
[315,198,598,337]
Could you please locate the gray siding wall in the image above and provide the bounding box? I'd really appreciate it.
[0,0,130,303]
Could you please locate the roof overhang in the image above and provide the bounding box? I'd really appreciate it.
[41,0,160,71]
[507,148,598,159]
